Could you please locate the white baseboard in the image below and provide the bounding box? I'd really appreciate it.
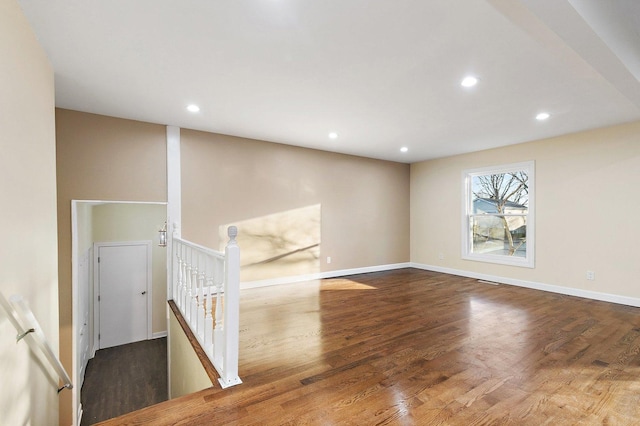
[410,262,640,308]
[239,261,640,307]
[241,263,412,289]
[152,331,168,339]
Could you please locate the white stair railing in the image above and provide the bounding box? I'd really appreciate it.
[171,226,242,388]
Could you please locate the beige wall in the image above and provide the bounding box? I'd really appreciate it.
[181,129,410,282]
[0,0,59,424]
[56,109,167,424]
[411,121,640,299]
[168,309,212,398]
[92,203,167,334]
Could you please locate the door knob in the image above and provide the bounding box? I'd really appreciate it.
[141,291,147,295]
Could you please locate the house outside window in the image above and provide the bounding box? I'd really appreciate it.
[462,161,535,268]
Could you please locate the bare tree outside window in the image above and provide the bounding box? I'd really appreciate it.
[472,172,528,256]
[463,161,535,268]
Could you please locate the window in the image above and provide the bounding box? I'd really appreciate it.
[462,161,534,268]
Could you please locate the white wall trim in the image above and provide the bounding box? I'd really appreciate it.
[240,261,640,307]
[152,331,168,339]
[241,263,411,289]
[70,200,80,426]
[410,262,640,308]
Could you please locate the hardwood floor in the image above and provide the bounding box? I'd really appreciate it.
[81,338,168,425]
[98,269,640,425]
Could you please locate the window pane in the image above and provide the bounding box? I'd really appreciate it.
[471,215,527,258]
[463,161,534,267]
[472,172,528,209]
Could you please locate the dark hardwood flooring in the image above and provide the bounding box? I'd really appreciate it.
[99,269,640,425]
[81,338,168,425]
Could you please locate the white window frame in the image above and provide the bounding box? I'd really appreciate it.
[461,160,535,268]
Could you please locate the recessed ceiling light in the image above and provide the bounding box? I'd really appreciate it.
[536,112,550,120]
[187,104,200,113]
[328,132,338,139]
[400,147,408,153]
[461,76,478,88]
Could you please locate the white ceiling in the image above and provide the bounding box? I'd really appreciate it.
[17,0,640,163]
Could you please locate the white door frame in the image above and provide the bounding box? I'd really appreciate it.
[93,240,153,350]
[71,200,166,426]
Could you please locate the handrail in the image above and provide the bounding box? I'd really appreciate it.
[175,236,225,259]
[171,226,242,388]
[0,293,73,393]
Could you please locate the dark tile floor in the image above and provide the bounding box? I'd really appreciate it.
[80,338,168,425]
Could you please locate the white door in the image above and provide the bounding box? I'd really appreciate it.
[96,242,151,349]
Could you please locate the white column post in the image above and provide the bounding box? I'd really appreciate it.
[167,126,181,302]
[220,226,242,388]
[166,125,180,399]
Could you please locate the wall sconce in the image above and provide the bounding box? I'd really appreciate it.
[158,222,167,247]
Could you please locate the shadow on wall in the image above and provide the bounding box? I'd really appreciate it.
[219,204,321,282]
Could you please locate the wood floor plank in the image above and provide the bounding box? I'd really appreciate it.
[97,269,640,425]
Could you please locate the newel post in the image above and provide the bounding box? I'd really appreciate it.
[220,225,242,388]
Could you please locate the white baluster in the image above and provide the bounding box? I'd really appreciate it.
[174,249,180,303]
[190,264,198,327]
[204,277,214,357]
[185,261,192,321]
[214,277,224,366]
[197,271,205,339]
[180,250,188,314]
[174,253,180,302]
[177,251,184,305]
